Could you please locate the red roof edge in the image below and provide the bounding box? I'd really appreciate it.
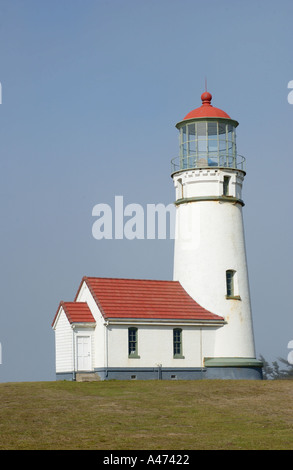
[51,300,96,327]
[73,276,87,301]
[53,276,224,325]
[51,301,64,327]
[74,276,108,320]
[83,276,224,322]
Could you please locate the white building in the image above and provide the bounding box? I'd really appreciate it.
[52,91,262,380]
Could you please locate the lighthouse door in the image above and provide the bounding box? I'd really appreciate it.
[76,336,91,371]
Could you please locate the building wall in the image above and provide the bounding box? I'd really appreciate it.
[54,308,73,373]
[54,279,261,380]
[72,281,224,372]
[75,281,106,369]
[175,168,244,200]
[107,324,219,369]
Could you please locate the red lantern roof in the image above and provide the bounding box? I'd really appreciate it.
[183,91,232,121]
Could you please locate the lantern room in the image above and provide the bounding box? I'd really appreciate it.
[171,92,245,173]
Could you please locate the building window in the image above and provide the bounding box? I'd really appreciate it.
[173,328,184,358]
[128,327,139,358]
[223,176,230,196]
[226,270,235,297]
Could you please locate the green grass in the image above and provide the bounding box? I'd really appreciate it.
[0,380,292,450]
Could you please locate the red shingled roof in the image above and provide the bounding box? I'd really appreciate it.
[78,277,223,321]
[52,301,95,327]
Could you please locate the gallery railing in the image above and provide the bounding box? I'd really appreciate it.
[171,153,246,173]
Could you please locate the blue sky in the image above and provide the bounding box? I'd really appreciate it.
[0,0,292,381]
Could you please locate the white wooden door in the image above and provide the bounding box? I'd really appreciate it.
[77,336,91,371]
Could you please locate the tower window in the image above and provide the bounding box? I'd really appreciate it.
[223,176,230,196]
[177,178,183,199]
[226,270,235,297]
[128,327,139,357]
[173,328,184,358]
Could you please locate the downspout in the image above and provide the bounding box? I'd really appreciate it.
[72,327,76,381]
[156,363,162,380]
[200,328,203,379]
[104,321,109,379]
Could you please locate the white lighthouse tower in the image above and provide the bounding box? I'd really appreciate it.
[172,91,262,379]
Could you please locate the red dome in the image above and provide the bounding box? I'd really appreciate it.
[183,91,231,120]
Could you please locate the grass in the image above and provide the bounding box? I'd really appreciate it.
[0,379,292,450]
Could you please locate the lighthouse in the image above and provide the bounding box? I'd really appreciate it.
[52,90,263,381]
[172,91,262,379]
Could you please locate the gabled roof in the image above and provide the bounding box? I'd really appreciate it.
[52,301,95,327]
[76,277,223,322]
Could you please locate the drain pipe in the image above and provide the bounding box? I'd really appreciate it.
[104,321,109,379]
[156,363,162,380]
[72,326,76,381]
[200,328,203,379]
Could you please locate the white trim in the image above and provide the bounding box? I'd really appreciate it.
[71,322,96,329]
[106,318,225,327]
[52,305,63,330]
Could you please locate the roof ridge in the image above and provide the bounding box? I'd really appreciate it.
[85,276,176,283]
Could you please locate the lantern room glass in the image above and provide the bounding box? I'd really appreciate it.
[179,120,237,169]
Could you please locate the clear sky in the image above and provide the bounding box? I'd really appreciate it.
[0,0,292,382]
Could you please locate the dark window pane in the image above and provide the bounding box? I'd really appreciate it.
[226,270,234,297]
[128,328,137,355]
[173,329,182,356]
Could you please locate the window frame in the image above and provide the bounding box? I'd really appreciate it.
[226,270,235,297]
[223,176,230,196]
[173,328,184,359]
[226,270,241,300]
[128,327,140,358]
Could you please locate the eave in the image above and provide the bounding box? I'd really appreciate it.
[105,318,226,327]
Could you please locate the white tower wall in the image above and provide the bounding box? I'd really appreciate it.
[173,168,256,359]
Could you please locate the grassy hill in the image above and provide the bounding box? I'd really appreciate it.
[0,379,292,450]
